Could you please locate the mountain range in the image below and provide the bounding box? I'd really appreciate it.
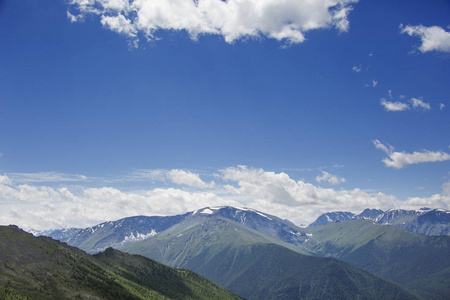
[308,207,450,236]
[33,206,450,299]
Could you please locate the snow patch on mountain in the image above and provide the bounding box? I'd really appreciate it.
[200,208,214,214]
[121,230,157,244]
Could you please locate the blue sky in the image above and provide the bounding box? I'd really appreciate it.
[0,0,449,229]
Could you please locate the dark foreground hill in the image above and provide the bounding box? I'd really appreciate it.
[0,225,241,300]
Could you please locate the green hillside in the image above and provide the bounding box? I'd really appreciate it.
[120,215,309,267]
[121,216,418,300]
[307,220,450,299]
[0,225,242,300]
[220,243,416,300]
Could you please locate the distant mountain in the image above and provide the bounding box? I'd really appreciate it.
[376,208,450,236]
[40,213,192,253]
[0,225,242,300]
[119,214,417,300]
[308,208,450,236]
[30,227,82,241]
[33,206,450,299]
[307,211,355,227]
[307,219,450,299]
[356,208,384,220]
[193,206,309,247]
[38,206,310,254]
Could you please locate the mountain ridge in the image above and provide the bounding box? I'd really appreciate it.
[308,207,450,236]
[30,206,450,299]
[120,214,418,300]
[0,225,242,300]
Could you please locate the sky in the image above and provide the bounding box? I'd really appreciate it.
[0,0,449,230]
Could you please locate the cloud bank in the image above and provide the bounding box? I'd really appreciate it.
[373,140,450,169]
[1,166,448,230]
[67,0,358,45]
[400,24,450,53]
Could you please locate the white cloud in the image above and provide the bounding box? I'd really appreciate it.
[410,97,430,110]
[1,166,449,230]
[128,169,214,188]
[315,171,346,185]
[352,65,362,72]
[402,181,450,210]
[167,169,215,188]
[67,11,81,23]
[219,166,397,223]
[67,0,358,46]
[440,103,445,110]
[400,24,450,53]
[7,172,88,184]
[380,93,433,112]
[380,98,410,111]
[372,80,378,87]
[0,183,234,230]
[373,140,450,169]
[373,139,394,155]
[101,14,138,39]
[0,175,11,185]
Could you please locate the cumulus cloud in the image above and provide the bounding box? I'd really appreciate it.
[372,80,378,87]
[128,169,214,188]
[400,24,450,53]
[440,103,445,110]
[380,98,410,111]
[373,140,450,168]
[167,169,215,188]
[402,181,450,210]
[219,166,397,223]
[0,183,234,230]
[315,171,346,185]
[67,0,358,46]
[101,14,138,42]
[0,166,400,229]
[410,97,430,110]
[0,175,11,185]
[2,166,449,230]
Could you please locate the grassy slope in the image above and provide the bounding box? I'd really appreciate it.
[0,225,241,300]
[222,243,417,300]
[94,247,242,300]
[122,216,418,300]
[120,215,309,267]
[308,220,450,299]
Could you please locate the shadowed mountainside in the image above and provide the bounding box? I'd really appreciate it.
[0,225,242,300]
